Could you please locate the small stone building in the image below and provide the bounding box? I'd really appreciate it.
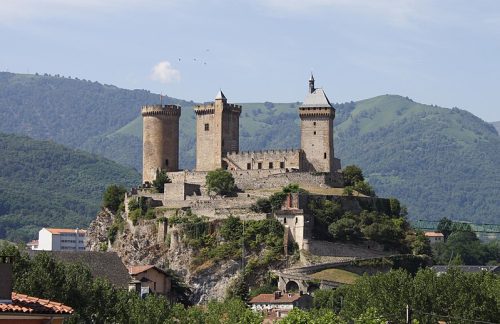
[128,265,172,297]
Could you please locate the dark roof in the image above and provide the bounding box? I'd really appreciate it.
[29,251,131,288]
[0,292,73,315]
[431,265,499,273]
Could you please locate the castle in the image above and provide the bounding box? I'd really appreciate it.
[141,75,342,186]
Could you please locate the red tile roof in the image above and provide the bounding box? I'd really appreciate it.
[424,231,444,237]
[46,228,87,234]
[0,292,73,315]
[129,265,156,275]
[249,293,302,304]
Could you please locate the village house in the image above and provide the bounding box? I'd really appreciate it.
[424,231,444,245]
[128,265,172,298]
[0,256,73,323]
[248,291,313,321]
[34,228,86,251]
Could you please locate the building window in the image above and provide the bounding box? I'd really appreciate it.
[313,122,316,126]
[269,162,273,169]
[280,162,285,169]
[283,218,286,224]
[313,131,316,135]
[324,152,327,159]
[165,159,169,166]
[247,163,251,170]
[204,123,209,131]
[258,162,262,169]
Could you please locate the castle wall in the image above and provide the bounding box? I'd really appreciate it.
[142,105,181,183]
[167,170,343,190]
[300,112,335,173]
[225,149,303,171]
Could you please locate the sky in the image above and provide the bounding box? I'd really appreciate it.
[1,0,499,121]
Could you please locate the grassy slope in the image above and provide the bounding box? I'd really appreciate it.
[310,268,360,284]
[0,133,140,241]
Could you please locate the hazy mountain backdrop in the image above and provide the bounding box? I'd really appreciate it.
[492,121,500,134]
[0,72,498,227]
[0,132,140,241]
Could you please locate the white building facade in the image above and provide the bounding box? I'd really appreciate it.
[36,228,86,251]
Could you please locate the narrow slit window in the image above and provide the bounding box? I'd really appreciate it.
[324,152,327,159]
[204,123,209,131]
[165,159,169,166]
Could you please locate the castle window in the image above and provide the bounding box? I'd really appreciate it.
[165,159,169,166]
[313,122,316,126]
[295,217,298,224]
[247,163,251,170]
[283,218,286,224]
[314,131,316,135]
[324,152,327,159]
[280,162,285,169]
[204,123,209,131]
[269,162,273,169]
[258,162,262,169]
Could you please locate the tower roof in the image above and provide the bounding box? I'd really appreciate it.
[215,90,226,100]
[309,73,314,82]
[301,88,332,108]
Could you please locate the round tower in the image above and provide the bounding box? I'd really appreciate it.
[142,104,181,184]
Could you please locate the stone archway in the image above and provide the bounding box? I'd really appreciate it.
[285,280,300,292]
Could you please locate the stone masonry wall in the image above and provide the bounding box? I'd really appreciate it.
[225,149,302,171]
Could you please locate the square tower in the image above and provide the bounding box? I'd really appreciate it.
[299,75,336,173]
[194,91,241,171]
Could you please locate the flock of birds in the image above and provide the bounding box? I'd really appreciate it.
[177,48,210,66]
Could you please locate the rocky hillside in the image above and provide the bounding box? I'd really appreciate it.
[86,208,287,304]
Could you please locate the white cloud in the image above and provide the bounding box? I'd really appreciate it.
[150,61,180,84]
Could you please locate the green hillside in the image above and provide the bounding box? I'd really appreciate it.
[0,133,140,241]
[492,121,500,134]
[0,71,194,171]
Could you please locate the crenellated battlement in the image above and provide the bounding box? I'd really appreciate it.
[226,148,301,157]
[141,105,182,117]
[298,106,335,119]
[194,102,242,115]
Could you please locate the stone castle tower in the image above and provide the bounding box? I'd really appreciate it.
[299,74,336,173]
[142,104,181,183]
[194,91,242,171]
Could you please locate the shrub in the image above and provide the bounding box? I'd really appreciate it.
[206,169,236,196]
[250,198,272,213]
[152,169,171,193]
[102,185,127,212]
[342,165,364,186]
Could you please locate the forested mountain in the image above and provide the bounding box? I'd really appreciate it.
[0,133,140,241]
[492,121,500,134]
[0,72,499,224]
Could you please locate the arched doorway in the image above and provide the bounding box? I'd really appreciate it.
[285,280,300,292]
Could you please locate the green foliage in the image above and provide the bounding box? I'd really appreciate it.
[152,169,171,193]
[309,199,343,240]
[342,165,364,186]
[333,268,500,323]
[353,180,375,197]
[0,133,139,241]
[342,186,354,196]
[433,230,499,265]
[250,198,272,213]
[437,217,453,239]
[328,213,363,241]
[225,274,250,301]
[410,231,433,256]
[205,169,236,196]
[102,184,127,213]
[127,196,157,225]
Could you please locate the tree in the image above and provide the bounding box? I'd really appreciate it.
[437,217,453,240]
[152,169,171,193]
[206,169,236,196]
[328,213,362,241]
[342,165,364,186]
[102,184,127,213]
[353,180,375,197]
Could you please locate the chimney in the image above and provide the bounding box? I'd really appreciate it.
[0,256,13,303]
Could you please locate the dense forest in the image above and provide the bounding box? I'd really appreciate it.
[0,133,140,241]
[0,72,499,223]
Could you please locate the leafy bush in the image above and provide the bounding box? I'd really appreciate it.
[152,169,171,193]
[342,165,364,186]
[206,169,236,196]
[250,198,272,213]
[102,185,127,213]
